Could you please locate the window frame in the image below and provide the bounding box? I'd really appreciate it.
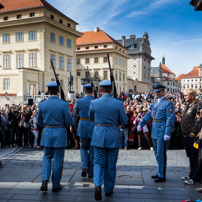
[29,52,37,67]
[94,57,98,63]
[68,59,71,71]
[16,32,23,42]
[85,58,89,64]
[59,56,64,70]
[3,34,9,43]
[67,39,71,48]
[30,13,35,17]
[16,53,23,68]
[29,31,36,41]
[4,78,10,90]
[59,36,64,45]
[77,58,80,64]
[104,71,108,80]
[51,33,55,43]
[17,14,22,19]
[3,55,10,69]
[119,72,121,81]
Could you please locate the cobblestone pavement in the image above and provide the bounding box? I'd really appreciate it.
[0,148,201,202]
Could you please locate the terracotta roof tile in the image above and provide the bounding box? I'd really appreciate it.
[76,30,126,49]
[176,74,186,80]
[162,64,173,74]
[175,66,200,80]
[0,0,78,24]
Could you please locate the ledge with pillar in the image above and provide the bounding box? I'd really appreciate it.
[190,0,202,10]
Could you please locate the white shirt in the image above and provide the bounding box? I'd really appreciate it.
[157,96,165,104]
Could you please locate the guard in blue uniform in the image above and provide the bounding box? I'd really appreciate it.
[37,81,73,192]
[89,80,128,201]
[75,83,95,178]
[137,84,175,182]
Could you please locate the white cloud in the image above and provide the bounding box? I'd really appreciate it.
[126,0,178,18]
[48,0,128,32]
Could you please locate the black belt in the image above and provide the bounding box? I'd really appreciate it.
[45,125,64,128]
[153,119,166,123]
[96,123,118,127]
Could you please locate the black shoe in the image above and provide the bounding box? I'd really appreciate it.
[40,181,48,191]
[95,186,102,201]
[151,174,158,179]
[88,175,93,179]
[52,185,62,192]
[154,177,166,183]
[81,168,88,177]
[105,191,113,196]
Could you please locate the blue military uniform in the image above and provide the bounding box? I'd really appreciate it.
[37,81,73,190]
[138,84,175,180]
[75,83,95,177]
[89,80,128,195]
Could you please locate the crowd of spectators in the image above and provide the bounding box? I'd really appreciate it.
[0,91,202,151]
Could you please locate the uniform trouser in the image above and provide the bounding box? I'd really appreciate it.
[80,137,94,177]
[94,147,119,193]
[42,147,65,189]
[152,138,170,178]
[183,136,201,182]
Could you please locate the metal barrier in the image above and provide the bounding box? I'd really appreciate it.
[24,95,50,103]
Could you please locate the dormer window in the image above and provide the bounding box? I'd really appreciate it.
[17,15,22,19]
[50,15,54,20]
[30,13,35,17]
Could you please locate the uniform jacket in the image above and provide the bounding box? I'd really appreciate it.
[139,97,175,139]
[75,95,95,138]
[181,99,202,137]
[89,94,128,148]
[37,96,73,147]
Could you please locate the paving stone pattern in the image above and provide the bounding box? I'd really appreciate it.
[0,148,201,201]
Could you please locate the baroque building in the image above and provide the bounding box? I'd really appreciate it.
[0,0,82,104]
[117,32,154,92]
[76,27,130,94]
[151,57,180,92]
[176,64,202,93]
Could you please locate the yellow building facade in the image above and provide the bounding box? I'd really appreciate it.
[76,28,130,94]
[0,0,82,104]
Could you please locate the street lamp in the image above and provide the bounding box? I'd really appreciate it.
[5,91,9,100]
[124,83,126,93]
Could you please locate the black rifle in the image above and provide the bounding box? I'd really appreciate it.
[50,59,66,100]
[107,53,117,98]
[87,66,97,98]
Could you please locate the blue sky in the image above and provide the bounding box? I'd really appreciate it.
[48,0,202,76]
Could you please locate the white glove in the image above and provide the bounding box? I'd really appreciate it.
[164,135,170,141]
[137,125,142,131]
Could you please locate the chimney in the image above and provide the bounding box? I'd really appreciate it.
[94,27,100,33]
[130,35,136,39]
[122,36,125,46]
